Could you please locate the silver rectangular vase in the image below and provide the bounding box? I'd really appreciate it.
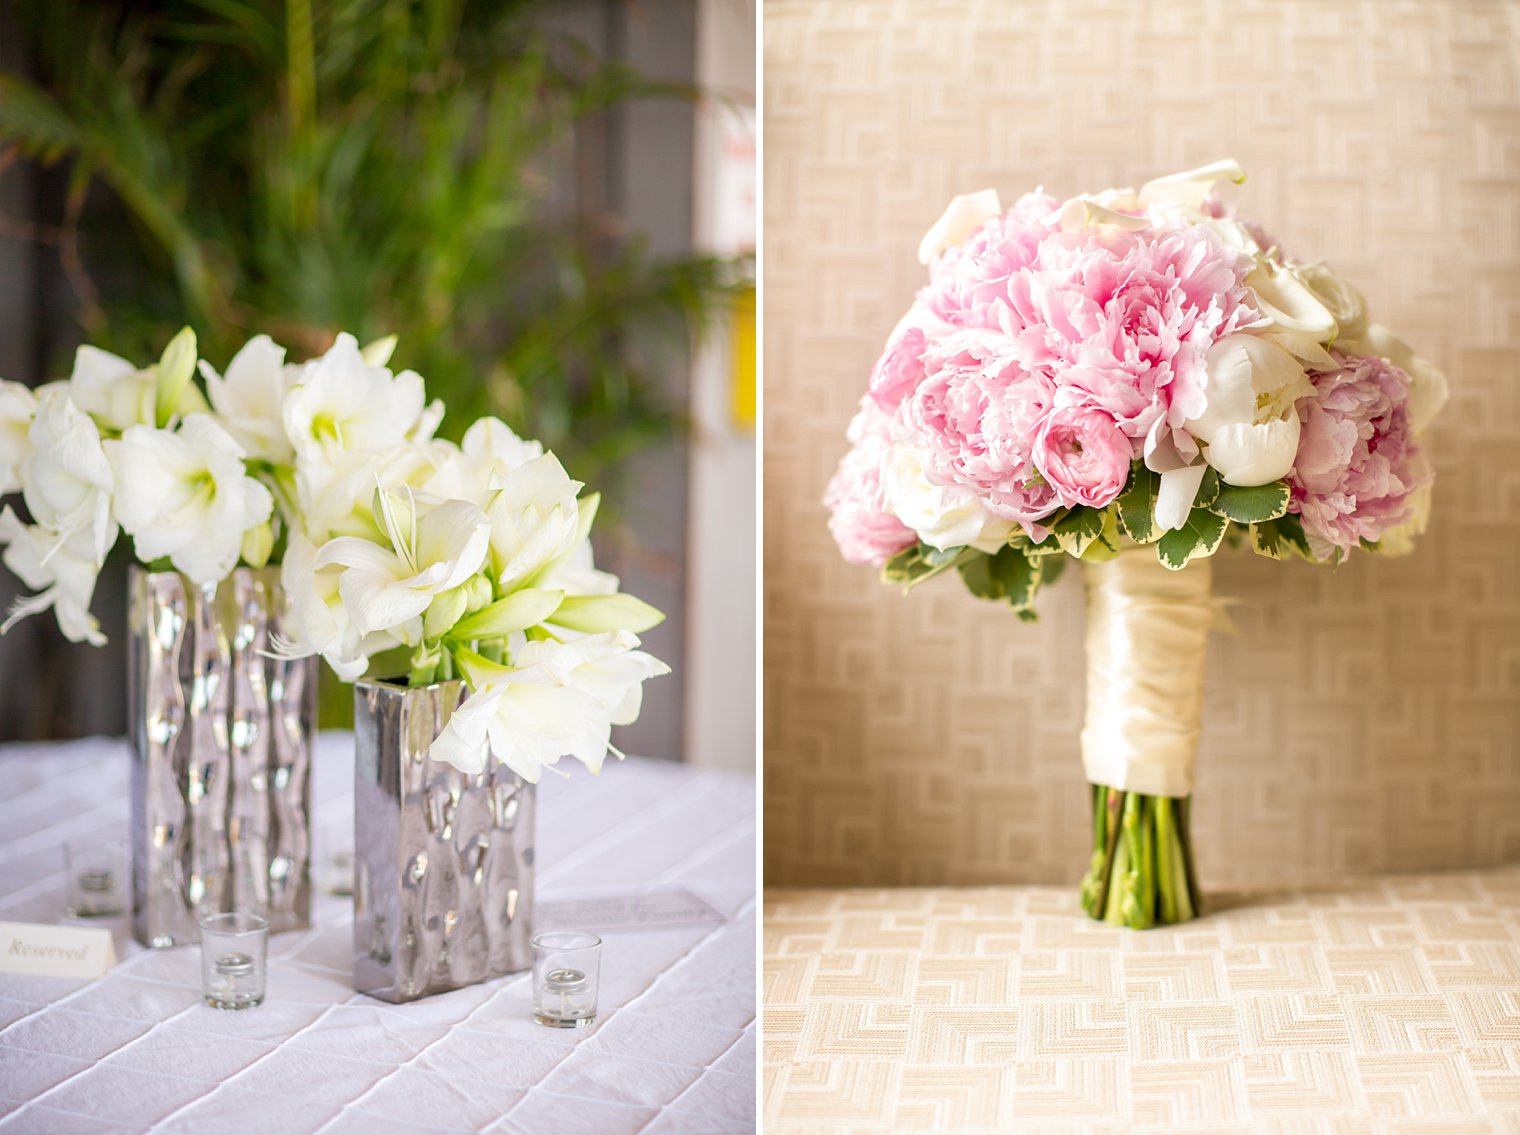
[127,567,314,948]
[353,679,535,1003]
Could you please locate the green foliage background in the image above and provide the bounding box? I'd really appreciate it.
[0,0,746,483]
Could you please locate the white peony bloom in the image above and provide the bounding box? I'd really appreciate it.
[1297,262,1368,344]
[918,189,1002,264]
[430,631,669,779]
[313,491,490,637]
[200,334,303,464]
[1188,334,1315,488]
[486,453,585,592]
[282,333,427,462]
[882,443,1013,552]
[0,380,37,495]
[21,389,116,561]
[106,414,273,585]
[0,509,108,645]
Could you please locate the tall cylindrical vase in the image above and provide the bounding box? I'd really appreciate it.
[352,678,535,1004]
[127,567,314,948]
[1078,547,1212,927]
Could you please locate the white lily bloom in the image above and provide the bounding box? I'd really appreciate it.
[314,492,490,637]
[486,453,585,591]
[66,345,157,433]
[282,333,427,462]
[0,509,108,645]
[200,334,304,464]
[0,380,37,494]
[882,443,1013,552]
[20,388,116,561]
[430,631,669,779]
[917,189,1002,264]
[1138,159,1246,211]
[106,414,273,585]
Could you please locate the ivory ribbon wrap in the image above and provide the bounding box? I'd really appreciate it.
[1080,547,1212,797]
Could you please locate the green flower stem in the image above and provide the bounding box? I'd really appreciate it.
[1082,784,1200,928]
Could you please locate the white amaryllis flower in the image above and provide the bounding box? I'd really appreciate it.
[282,333,427,463]
[430,631,670,779]
[106,414,274,585]
[918,189,1002,264]
[20,388,116,560]
[0,380,37,494]
[486,453,585,592]
[278,535,412,681]
[419,418,544,507]
[882,443,1013,552]
[199,334,303,464]
[65,346,157,433]
[0,510,108,645]
[313,491,490,638]
[295,440,441,544]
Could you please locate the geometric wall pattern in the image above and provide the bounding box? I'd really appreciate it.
[764,866,1520,1131]
[763,0,1520,888]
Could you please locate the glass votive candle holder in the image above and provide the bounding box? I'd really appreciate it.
[65,839,129,918]
[531,930,601,1029]
[199,913,269,1010]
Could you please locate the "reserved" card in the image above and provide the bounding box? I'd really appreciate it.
[0,921,117,979]
[536,889,728,933]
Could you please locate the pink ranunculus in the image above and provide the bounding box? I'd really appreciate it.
[1032,399,1134,510]
[867,320,931,413]
[1289,352,1428,557]
[896,330,1061,524]
[824,399,917,566]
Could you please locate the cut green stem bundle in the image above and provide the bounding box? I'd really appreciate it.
[1079,785,1200,927]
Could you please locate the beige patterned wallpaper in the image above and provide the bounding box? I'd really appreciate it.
[762,0,1520,889]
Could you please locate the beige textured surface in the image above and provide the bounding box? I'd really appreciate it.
[762,0,1520,888]
[764,867,1520,1132]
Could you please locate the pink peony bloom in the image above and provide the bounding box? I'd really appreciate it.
[867,320,931,413]
[1289,352,1428,557]
[896,330,1060,524]
[824,399,917,566]
[1032,398,1133,509]
[923,208,1256,446]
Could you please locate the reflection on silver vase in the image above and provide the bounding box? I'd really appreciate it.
[127,567,314,948]
[353,678,535,1003]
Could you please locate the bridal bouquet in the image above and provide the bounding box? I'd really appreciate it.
[0,328,667,784]
[826,161,1447,926]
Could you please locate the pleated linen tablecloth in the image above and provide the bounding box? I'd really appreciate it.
[0,734,756,1134]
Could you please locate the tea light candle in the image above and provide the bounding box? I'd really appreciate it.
[199,913,269,1010]
[531,931,602,1028]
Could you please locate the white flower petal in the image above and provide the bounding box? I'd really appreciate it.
[917,189,1002,264]
[1156,464,1208,531]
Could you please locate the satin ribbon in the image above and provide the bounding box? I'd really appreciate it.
[1080,547,1212,797]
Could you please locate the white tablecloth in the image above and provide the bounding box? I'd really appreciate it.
[0,735,756,1134]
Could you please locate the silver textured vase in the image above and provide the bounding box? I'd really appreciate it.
[353,678,535,1003]
[127,567,314,948]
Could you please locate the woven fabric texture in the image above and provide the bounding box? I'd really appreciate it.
[765,868,1520,1132]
